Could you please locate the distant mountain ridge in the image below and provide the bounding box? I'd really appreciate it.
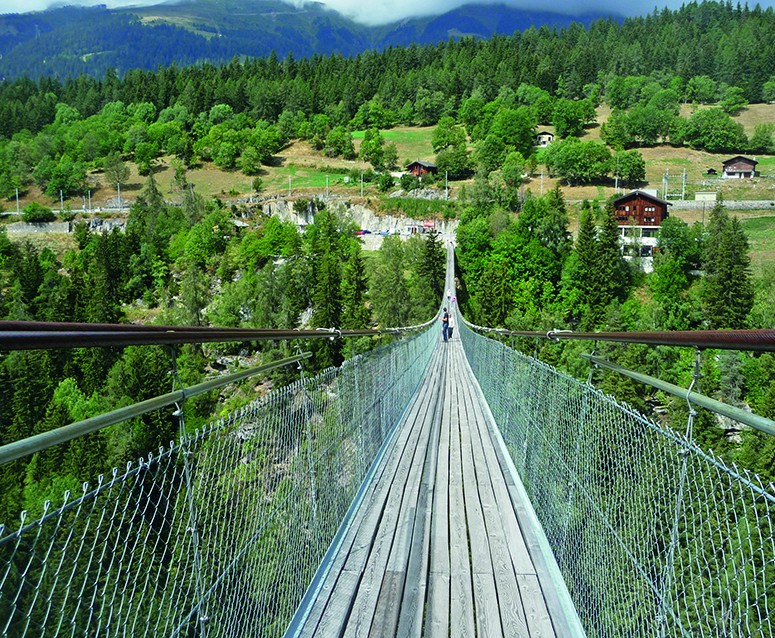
[0,0,619,79]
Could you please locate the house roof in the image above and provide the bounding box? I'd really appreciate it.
[722,155,758,167]
[406,160,438,169]
[613,190,672,207]
[536,130,554,136]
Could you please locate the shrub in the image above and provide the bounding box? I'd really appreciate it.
[22,202,55,223]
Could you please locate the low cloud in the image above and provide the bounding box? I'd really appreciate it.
[279,0,748,25]
[5,0,775,25]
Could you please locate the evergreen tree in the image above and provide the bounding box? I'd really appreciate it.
[179,260,210,326]
[369,235,410,328]
[700,203,754,329]
[593,203,630,313]
[309,209,344,368]
[475,255,514,327]
[560,202,597,325]
[340,249,370,330]
[417,229,446,306]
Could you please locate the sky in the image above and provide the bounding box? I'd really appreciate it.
[2,0,774,25]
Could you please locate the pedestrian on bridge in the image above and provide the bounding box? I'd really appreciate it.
[441,307,449,342]
[448,310,455,340]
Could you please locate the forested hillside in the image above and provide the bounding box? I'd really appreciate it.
[0,1,606,80]
[1,0,774,528]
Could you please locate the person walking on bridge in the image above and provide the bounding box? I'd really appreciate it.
[441,307,449,342]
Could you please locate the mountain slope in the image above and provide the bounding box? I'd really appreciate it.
[0,0,617,79]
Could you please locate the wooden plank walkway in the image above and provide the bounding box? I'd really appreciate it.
[294,335,582,638]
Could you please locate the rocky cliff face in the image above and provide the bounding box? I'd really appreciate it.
[260,197,458,235]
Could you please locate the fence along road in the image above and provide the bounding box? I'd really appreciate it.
[289,326,584,637]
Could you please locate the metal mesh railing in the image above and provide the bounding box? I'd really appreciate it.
[459,318,775,638]
[0,325,436,637]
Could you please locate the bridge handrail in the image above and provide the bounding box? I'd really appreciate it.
[0,317,438,636]
[461,319,775,352]
[457,314,775,638]
[460,316,775,434]
[0,319,435,351]
[582,353,775,436]
[0,352,312,467]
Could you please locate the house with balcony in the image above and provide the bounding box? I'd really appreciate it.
[613,190,672,272]
[722,156,757,179]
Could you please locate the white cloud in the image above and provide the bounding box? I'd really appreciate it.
[2,0,774,25]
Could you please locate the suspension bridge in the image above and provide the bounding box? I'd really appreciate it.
[0,253,774,637]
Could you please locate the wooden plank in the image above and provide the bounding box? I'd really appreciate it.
[302,347,444,635]
[447,350,475,638]
[455,347,493,577]
[517,574,556,638]
[426,345,452,638]
[425,573,450,638]
[311,570,360,637]
[343,347,445,637]
[368,570,404,638]
[458,347,572,637]
[455,346,531,637]
[452,346,503,638]
[395,346,445,637]
[371,346,446,636]
[472,572,504,638]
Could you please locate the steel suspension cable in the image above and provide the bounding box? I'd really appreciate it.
[461,319,775,352]
[0,318,436,351]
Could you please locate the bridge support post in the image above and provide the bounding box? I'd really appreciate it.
[169,347,209,637]
[657,348,702,636]
[298,353,319,524]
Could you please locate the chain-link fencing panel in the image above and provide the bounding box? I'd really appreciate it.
[459,319,775,638]
[0,326,436,637]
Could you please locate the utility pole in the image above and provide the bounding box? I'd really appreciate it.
[681,168,686,200]
[445,171,448,200]
[60,189,63,213]
[88,190,91,212]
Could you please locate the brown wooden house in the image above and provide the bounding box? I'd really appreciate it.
[406,160,438,177]
[722,156,757,179]
[613,190,671,226]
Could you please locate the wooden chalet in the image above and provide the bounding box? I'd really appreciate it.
[613,190,671,227]
[406,160,438,177]
[722,156,757,179]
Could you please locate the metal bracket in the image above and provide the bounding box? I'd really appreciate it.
[586,340,599,385]
[684,348,703,440]
[547,329,573,342]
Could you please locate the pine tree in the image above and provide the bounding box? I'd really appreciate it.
[369,235,410,328]
[700,203,754,329]
[311,252,343,368]
[309,209,344,368]
[593,203,629,314]
[340,249,370,330]
[476,255,514,327]
[560,202,597,325]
